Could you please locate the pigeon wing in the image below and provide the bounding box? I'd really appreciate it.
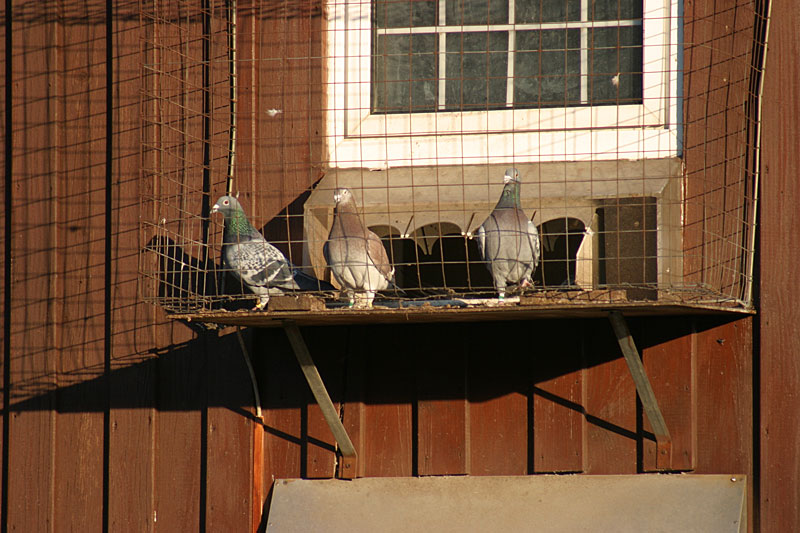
[475,223,487,260]
[366,230,394,281]
[229,238,297,290]
[526,219,540,265]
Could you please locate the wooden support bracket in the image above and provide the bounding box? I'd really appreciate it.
[608,311,673,469]
[282,320,359,479]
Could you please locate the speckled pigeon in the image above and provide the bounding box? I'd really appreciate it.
[475,168,541,299]
[324,188,396,308]
[211,195,333,309]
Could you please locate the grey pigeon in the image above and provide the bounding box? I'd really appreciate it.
[211,195,334,309]
[324,188,396,308]
[475,168,541,299]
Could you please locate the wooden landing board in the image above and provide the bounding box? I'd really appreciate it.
[172,297,753,329]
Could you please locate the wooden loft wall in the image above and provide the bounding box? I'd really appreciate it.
[3,2,256,531]
[758,0,800,530]
[0,1,797,531]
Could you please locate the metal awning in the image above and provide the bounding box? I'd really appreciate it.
[266,474,746,532]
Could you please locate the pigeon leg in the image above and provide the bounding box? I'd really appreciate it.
[364,290,376,309]
[493,275,507,301]
[253,295,269,311]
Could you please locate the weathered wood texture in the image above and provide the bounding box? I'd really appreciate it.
[759,0,800,530]
[1,1,794,531]
[7,3,60,531]
[683,0,758,302]
[4,2,256,532]
[253,316,752,485]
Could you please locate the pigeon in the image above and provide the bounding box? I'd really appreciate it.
[324,188,397,308]
[475,168,541,300]
[211,195,334,309]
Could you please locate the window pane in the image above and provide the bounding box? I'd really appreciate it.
[373,34,438,113]
[515,30,581,107]
[516,0,580,23]
[374,0,437,29]
[445,31,508,110]
[590,26,643,104]
[445,0,508,26]
[591,0,642,21]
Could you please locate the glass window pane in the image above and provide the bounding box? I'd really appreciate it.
[591,0,643,21]
[445,0,508,26]
[373,34,438,113]
[590,26,643,104]
[374,0,437,29]
[516,0,580,23]
[515,29,581,107]
[445,31,508,110]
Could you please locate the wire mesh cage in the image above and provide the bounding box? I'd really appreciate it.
[139,0,766,318]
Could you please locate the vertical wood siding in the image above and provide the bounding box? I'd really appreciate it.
[759,0,800,530]
[0,0,795,531]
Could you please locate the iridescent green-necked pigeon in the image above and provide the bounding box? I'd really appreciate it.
[475,168,541,299]
[211,195,333,310]
[324,188,396,308]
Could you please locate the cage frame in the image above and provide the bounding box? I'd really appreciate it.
[137,0,766,325]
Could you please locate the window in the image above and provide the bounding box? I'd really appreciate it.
[325,0,679,167]
[372,0,643,113]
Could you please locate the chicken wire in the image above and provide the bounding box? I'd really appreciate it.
[139,0,766,316]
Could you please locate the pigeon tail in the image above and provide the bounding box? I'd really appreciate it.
[291,268,336,291]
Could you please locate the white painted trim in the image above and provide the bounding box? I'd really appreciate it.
[325,0,680,168]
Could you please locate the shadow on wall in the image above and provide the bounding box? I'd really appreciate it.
[7,314,740,412]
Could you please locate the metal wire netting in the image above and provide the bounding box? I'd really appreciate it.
[139,0,766,315]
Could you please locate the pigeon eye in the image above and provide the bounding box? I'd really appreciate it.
[223,200,229,205]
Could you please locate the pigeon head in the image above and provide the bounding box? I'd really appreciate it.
[211,195,244,217]
[333,188,353,205]
[503,168,521,184]
[211,195,254,237]
[497,168,522,208]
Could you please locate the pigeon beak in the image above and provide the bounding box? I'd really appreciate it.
[211,203,220,213]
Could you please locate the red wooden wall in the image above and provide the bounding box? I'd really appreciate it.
[758,0,800,530]
[0,1,797,531]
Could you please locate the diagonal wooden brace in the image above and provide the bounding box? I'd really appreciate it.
[608,311,673,469]
[282,320,359,479]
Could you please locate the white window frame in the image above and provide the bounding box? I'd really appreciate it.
[325,0,680,168]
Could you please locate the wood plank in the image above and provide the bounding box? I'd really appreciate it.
[640,318,696,472]
[239,1,324,269]
[257,328,304,481]
[152,328,204,532]
[361,326,414,477]
[206,331,253,532]
[532,321,584,473]
[467,323,528,476]
[341,327,368,479]
[107,3,158,530]
[582,320,638,474]
[301,328,343,479]
[417,324,469,476]
[6,3,59,529]
[143,6,213,530]
[0,0,7,522]
[682,0,756,302]
[52,3,108,529]
[759,1,800,531]
[693,317,753,531]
